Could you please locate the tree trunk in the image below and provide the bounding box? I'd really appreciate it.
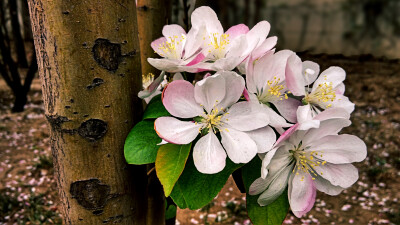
[27,1,149,224]
[136,1,171,224]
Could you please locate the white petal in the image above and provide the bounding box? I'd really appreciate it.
[147,58,182,72]
[191,6,223,34]
[257,165,292,206]
[154,117,201,144]
[314,176,344,196]
[302,61,320,85]
[313,163,359,188]
[223,102,270,131]
[302,118,351,146]
[313,107,351,121]
[296,105,320,130]
[245,21,271,56]
[286,53,306,96]
[217,71,246,109]
[194,74,226,113]
[162,80,204,118]
[220,128,258,164]
[246,126,276,153]
[173,72,184,80]
[249,177,269,196]
[193,132,227,174]
[312,66,346,93]
[262,104,292,128]
[308,134,367,164]
[272,98,302,123]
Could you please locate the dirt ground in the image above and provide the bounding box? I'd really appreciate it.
[0,54,399,225]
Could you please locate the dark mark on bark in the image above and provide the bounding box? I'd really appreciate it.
[86,78,104,90]
[70,98,74,103]
[92,39,122,72]
[73,112,78,114]
[46,115,76,135]
[92,210,104,216]
[62,11,69,15]
[70,179,110,211]
[118,18,126,22]
[83,114,89,118]
[104,105,110,108]
[102,215,124,224]
[65,105,71,109]
[78,119,107,142]
[137,5,148,11]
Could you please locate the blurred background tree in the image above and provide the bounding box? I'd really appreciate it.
[0,0,37,112]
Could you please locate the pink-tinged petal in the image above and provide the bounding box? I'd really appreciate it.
[257,165,292,206]
[272,98,302,123]
[194,74,226,113]
[243,88,250,101]
[312,66,346,93]
[151,37,169,57]
[225,24,249,39]
[314,176,344,196]
[335,83,345,95]
[251,36,278,60]
[286,53,306,96]
[191,6,223,34]
[154,117,201,144]
[246,126,276,153]
[313,107,351,121]
[183,24,207,59]
[313,163,359,188]
[147,71,166,92]
[302,118,351,146]
[172,72,184,80]
[225,35,249,59]
[245,21,271,56]
[143,90,162,104]
[147,58,181,72]
[220,128,258,164]
[204,73,212,78]
[186,52,206,66]
[224,102,270,131]
[274,124,299,148]
[308,134,367,164]
[162,80,204,118]
[302,61,320,85]
[289,171,316,216]
[193,132,227,174]
[262,104,292,128]
[162,24,186,38]
[217,71,245,110]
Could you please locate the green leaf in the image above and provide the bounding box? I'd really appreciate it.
[156,143,192,196]
[165,200,177,220]
[124,120,161,164]
[170,156,242,210]
[242,157,289,225]
[142,94,170,120]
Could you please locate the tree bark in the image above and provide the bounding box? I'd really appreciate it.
[28,0,148,224]
[136,1,171,224]
[136,0,170,77]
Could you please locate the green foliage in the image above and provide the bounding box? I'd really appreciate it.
[242,157,289,225]
[165,200,177,220]
[156,143,192,196]
[124,120,162,165]
[170,157,242,210]
[142,95,170,120]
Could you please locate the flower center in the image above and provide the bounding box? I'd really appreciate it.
[290,146,327,181]
[207,33,230,59]
[196,107,228,134]
[142,73,155,90]
[258,76,289,103]
[158,35,185,59]
[304,78,336,108]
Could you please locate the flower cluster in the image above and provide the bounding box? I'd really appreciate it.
[137,6,366,220]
